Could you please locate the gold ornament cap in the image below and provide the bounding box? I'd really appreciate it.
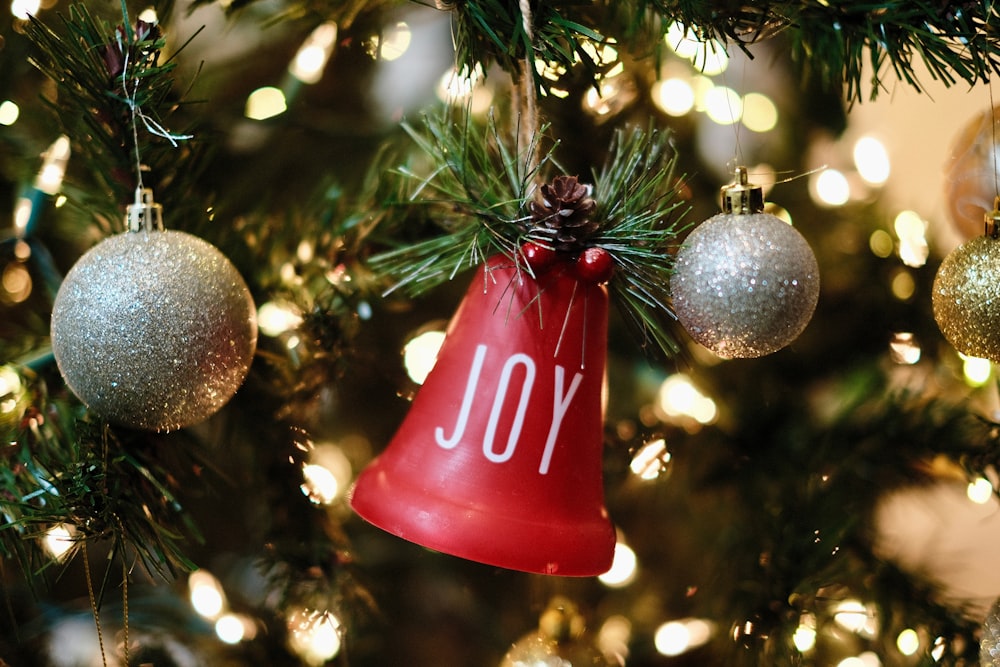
[126,187,164,232]
[721,166,765,215]
[986,196,1000,239]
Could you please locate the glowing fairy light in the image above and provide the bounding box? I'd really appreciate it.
[854,136,890,185]
[437,66,493,113]
[896,628,920,655]
[629,438,672,480]
[289,22,338,84]
[257,301,304,337]
[741,92,778,133]
[654,618,714,656]
[792,614,817,652]
[10,0,40,19]
[596,616,631,662]
[967,477,993,504]
[245,86,287,120]
[703,85,742,125]
[598,541,637,587]
[287,608,343,666]
[664,22,727,75]
[962,354,992,386]
[869,229,893,258]
[892,210,929,268]
[216,613,255,644]
[0,100,20,126]
[301,442,353,505]
[888,332,920,365]
[35,135,71,195]
[379,22,411,61]
[403,329,446,384]
[651,78,695,117]
[43,524,76,561]
[301,464,340,505]
[189,570,226,620]
[833,599,877,637]
[812,169,850,206]
[657,374,717,425]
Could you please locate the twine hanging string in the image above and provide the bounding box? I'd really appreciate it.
[517,0,541,179]
[82,542,109,667]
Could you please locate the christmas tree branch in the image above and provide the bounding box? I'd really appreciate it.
[633,0,1000,101]
[23,4,202,227]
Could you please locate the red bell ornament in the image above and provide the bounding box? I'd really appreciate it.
[350,255,615,576]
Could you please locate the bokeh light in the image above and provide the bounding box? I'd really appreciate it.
[629,438,672,480]
[258,301,304,337]
[657,374,717,425]
[598,541,638,587]
[289,22,337,84]
[287,608,343,666]
[189,570,226,620]
[378,22,411,61]
[10,0,40,19]
[654,618,714,656]
[703,85,742,125]
[741,92,778,132]
[0,100,19,126]
[853,136,890,185]
[812,169,850,206]
[651,78,695,117]
[403,329,446,384]
[888,332,920,365]
[896,628,920,655]
[967,477,993,504]
[792,613,817,652]
[245,87,287,120]
[893,210,929,268]
[216,613,256,644]
[962,354,992,386]
[43,524,75,561]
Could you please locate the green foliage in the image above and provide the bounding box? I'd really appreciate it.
[0,367,203,594]
[23,3,202,230]
[369,107,550,295]
[369,108,686,357]
[638,0,1000,101]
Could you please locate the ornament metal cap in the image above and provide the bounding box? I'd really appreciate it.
[127,187,164,232]
[986,196,1000,238]
[721,166,765,215]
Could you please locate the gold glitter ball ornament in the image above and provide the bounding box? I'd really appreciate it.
[670,169,819,358]
[982,598,1000,665]
[932,233,1000,361]
[50,190,257,432]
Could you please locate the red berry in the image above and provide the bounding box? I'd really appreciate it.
[575,247,614,284]
[521,241,557,275]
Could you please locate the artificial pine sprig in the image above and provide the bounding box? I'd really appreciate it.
[23,4,200,227]
[369,107,554,296]
[633,0,1000,101]
[589,123,687,357]
[0,367,203,591]
[371,107,687,357]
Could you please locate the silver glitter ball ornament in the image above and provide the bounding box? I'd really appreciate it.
[982,598,1000,665]
[670,211,819,358]
[51,226,257,432]
[933,234,1000,361]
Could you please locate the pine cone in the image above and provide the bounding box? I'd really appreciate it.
[528,175,599,252]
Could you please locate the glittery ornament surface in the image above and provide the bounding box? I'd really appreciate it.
[670,211,820,358]
[932,235,1000,361]
[982,598,1000,665]
[51,229,257,431]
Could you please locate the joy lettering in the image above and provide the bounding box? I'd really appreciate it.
[434,344,583,475]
